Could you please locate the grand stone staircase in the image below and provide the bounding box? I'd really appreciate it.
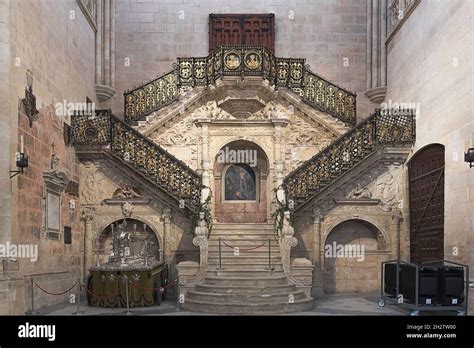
[70,45,416,315]
[182,223,313,314]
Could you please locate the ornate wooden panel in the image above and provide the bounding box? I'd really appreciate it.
[209,14,275,53]
[409,144,445,264]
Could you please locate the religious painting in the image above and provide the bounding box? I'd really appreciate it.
[244,52,262,70]
[224,52,241,70]
[224,164,257,201]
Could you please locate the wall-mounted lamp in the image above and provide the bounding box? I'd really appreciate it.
[465,132,474,168]
[10,135,28,178]
[465,149,474,168]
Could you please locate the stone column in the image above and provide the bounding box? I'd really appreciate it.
[365,0,388,104]
[272,119,289,213]
[81,207,95,284]
[196,119,211,204]
[162,208,173,266]
[95,0,116,102]
[311,206,324,296]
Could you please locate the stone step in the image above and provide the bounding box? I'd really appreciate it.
[212,223,274,231]
[208,250,281,257]
[207,268,283,277]
[182,297,313,315]
[207,256,281,263]
[186,290,307,304]
[208,246,280,252]
[195,283,297,294]
[208,247,279,254]
[204,275,288,286]
[209,236,279,248]
[209,234,277,239]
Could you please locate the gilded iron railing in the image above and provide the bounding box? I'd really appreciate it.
[283,109,416,210]
[71,110,201,207]
[124,46,356,125]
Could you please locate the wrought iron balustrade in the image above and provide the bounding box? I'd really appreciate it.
[71,110,201,207]
[283,109,416,210]
[124,46,357,125]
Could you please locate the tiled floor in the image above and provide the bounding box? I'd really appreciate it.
[37,292,469,316]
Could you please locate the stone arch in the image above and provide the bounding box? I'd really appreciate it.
[213,139,270,223]
[212,136,273,168]
[322,216,392,294]
[322,215,391,252]
[93,215,164,259]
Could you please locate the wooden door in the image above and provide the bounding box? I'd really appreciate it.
[409,144,445,264]
[209,14,275,53]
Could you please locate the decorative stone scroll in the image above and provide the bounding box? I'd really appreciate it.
[176,213,209,291]
[278,210,314,295]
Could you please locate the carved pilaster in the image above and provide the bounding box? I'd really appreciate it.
[196,119,211,203]
[311,206,322,268]
[161,208,172,266]
[81,207,95,283]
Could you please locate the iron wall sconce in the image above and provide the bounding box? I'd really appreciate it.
[465,148,474,168]
[10,152,29,178]
[10,135,28,178]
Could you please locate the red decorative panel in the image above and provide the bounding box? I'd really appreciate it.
[409,144,445,264]
[209,14,275,54]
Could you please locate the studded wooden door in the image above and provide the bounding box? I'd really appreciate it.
[209,14,275,54]
[409,144,445,264]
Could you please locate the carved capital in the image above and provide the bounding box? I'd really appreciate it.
[81,207,95,222]
[162,208,172,223]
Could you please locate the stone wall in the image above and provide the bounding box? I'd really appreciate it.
[384,0,474,269]
[15,106,82,312]
[0,0,97,314]
[105,0,374,119]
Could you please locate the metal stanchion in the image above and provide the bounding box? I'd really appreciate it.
[123,275,132,315]
[72,276,85,315]
[25,277,39,315]
[268,238,272,271]
[218,237,222,270]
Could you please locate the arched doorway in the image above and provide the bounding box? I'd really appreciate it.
[408,144,445,264]
[214,140,269,223]
[323,219,388,294]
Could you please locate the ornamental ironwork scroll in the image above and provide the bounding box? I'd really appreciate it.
[124,46,357,125]
[283,109,415,210]
[71,110,201,207]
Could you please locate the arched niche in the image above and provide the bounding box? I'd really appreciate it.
[213,140,269,223]
[94,218,162,265]
[322,218,390,294]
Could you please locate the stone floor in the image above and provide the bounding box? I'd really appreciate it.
[37,292,470,316]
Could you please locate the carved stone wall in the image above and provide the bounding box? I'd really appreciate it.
[148,82,344,218]
[293,160,407,294]
[78,159,196,297]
